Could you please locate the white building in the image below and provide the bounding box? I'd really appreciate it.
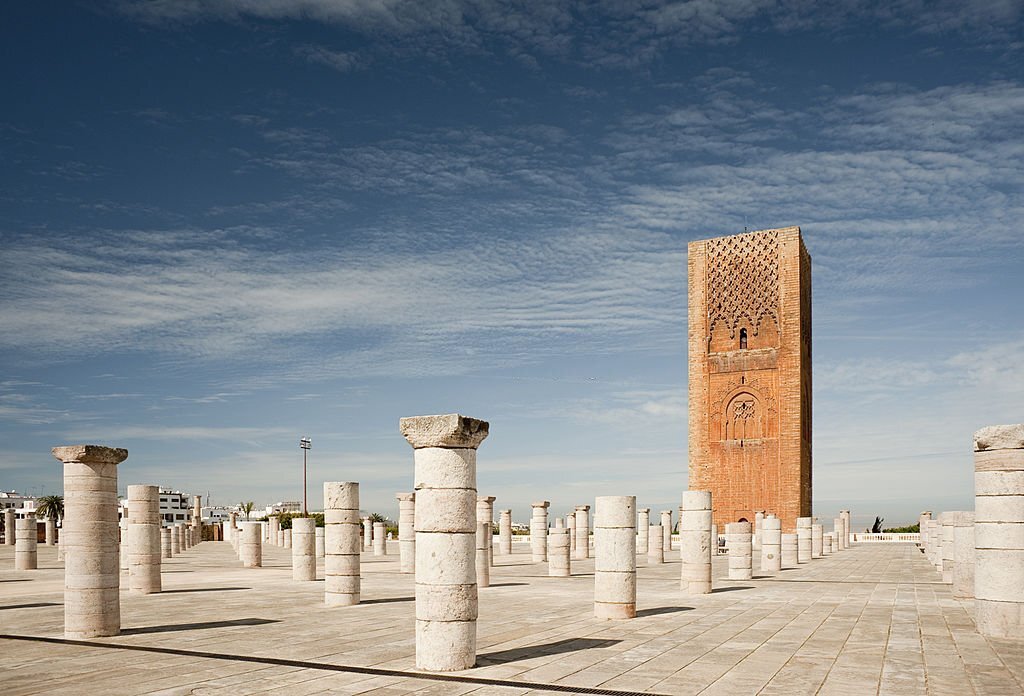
[265,501,302,515]
[0,490,36,515]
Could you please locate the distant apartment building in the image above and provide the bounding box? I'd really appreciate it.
[264,501,302,516]
[0,490,36,515]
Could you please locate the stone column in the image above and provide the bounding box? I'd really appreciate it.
[660,510,673,552]
[119,511,129,570]
[127,484,161,594]
[953,511,975,600]
[530,501,549,562]
[53,445,127,639]
[840,509,851,549]
[919,511,932,553]
[637,508,650,553]
[283,529,292,549]
[171,524,181,554]
[475,522,490,588]
[782,533,798,567]
[680,490,712,595]
[160,527,172,559]
[292,517,316,581]
[567,512,576,553]
[833,517,843,552]
[15,514,38,570]
[476,496,495,567]
[594,495,636,620]
[941,513,956,584]
[753,511,764,551]
[401,413,488,672]
[315,526,325,558]
[761,516,782,573]
[811,522,823,558]
[796,517,812,564]
[268,515,280,546]
[276,529,284,547]
[45,517,56,546]
[548,522,570,577]
[929,520,942,569]
[498,509,512,555]
[325,482,361,606]
[822,532,833,555]
[4,508,14,546]
[726,521,752,580]
[974,424,1024,639]
[192,494,201,529]
[239,521,262,567]
[574,505,590,560]
[397,492,416,574]
[362,516,373,550]
[648,525,664,563]
[373,521,386,555]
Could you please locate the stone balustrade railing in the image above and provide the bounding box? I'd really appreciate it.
[851,533,919,543]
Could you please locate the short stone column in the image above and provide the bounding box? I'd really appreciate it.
[796,517,812,564]
[315,527,325,558]
[476,496,496,567]
[276,529,284,547]
[753,511,764,551]
[268,515,280,546]
[680,490,712,595]
[929,520,942,569]
[325,482,361,606]
[974,424,1024,639]
[4,508,14,546]
[401,413,488,672]
[239,521,262,567]
[761,516,782,573]
[475,522,490,587]
[833,518,843,552]
[811,522,823,558]
[171,524,181,554]
[648,525,664,563]
[919,511,932,553]
[498,509,513,555]
[373,522,387,555]
[637,508,650,553]
[160,527,172,559]
[362,516,373,550]
[45,517,56,546]
[567,512,576,553]
[822,532,833,555]
[941,513,956,583]
[840,509,851,549]
[953,511,975,599]
[283,529,292,549]
[594,495,636,619]
[548,522,570,577]
[530,501,549,562]
[119,512,129,570]
[660,510,673,552]
[15,514,38,570]
[782,533,798,567]
[127,484,161,594]
[397,492,416,574]
[292,517,316,581]
[726,521,752,580]
[53,445,128,639]
[574,505,590,560]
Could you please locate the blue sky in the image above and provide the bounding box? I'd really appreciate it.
[1,1,1022,530]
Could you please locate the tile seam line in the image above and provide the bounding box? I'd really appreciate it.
[808,567,875,695]
[0,634,669,696]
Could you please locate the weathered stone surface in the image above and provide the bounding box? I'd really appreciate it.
[51,445,128,465]
[400,414,489,449]
[974,423,1024,452]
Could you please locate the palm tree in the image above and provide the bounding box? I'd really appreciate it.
[241,501,255,521]
[36,494,64,523]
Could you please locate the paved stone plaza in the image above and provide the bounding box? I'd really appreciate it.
[1,540,1021,695]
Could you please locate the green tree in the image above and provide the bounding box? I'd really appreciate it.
[35,494,64,522]
[240,501,255,520]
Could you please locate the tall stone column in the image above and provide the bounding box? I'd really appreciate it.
[637,508,650,553]
[292,517,316,581]
[160,527,172,559]
[373,521,386,556]
[283,529,292,549]
[840,509,851,549]
[648,525,664,563]
[953,511,975,599]
[548,521,570,577]
[567,512,576,553]
[726,521,752,580]
[660,510,673,552]
[4,508,14,546]
[239,521,262,567]
[362,516,373,550]
[315,527,325,558]
[680,490,712,595]
[498,509,512,555]
[929,520,942,569]
[119,511,129,570]
[796,517,812,564]
[397,492,416,574]
[782,533,798,567]
[325,482,361,606]
[811,522,823,558]
[941,513,956,583]
[127,484,161,594]
[476,496,495,567]
[475,522,490,588]
[594,495,636,620]
[761,516,782,573]
[401,413,488,672]
[974,424,1024,639]
[822,532,833,555]
[53,445,127,639]
[574,505,590,560]
[268,515,280,546]
[171,524,181,554]
[919,511,932,553]
[833,517,843,552]
[15,514,38,570]
[45,517,56,546]
[753,511,764,551]
[530,501,549,562]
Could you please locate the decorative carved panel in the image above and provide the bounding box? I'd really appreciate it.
[706,230,780,338]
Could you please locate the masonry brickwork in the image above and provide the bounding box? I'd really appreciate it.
[687,227,811,532]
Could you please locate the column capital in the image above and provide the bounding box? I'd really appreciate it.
[477,496,496,504]
[638,507,649,513]
[395,492,415,502]
[575,505,590,511]
[974,423,1024,451]
[400,413,489,449]
[52,445,127,465]
[532,501,550,508]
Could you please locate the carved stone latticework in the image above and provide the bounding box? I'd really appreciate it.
[706,230,780,339]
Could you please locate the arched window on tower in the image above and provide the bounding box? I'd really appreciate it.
[739,328,748,349]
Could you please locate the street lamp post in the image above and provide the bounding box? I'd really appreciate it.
[300,437,311,516]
